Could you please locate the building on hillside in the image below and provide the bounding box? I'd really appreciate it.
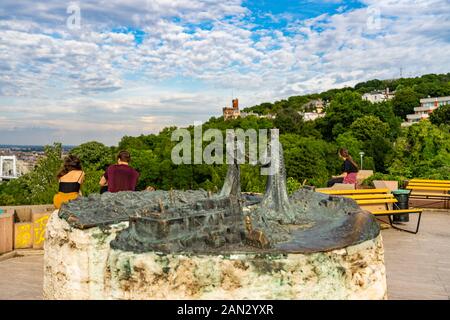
[300,112,326,122]
[258,113,276,120]
[240,111,276,120]
[298,99,326,121]
[223,98,241,120]
[362,88,395,103]
[402,96,450,126]
[302,99,326,113]
[240,111,258,118]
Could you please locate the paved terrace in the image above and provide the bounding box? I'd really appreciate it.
[0,209,449,300]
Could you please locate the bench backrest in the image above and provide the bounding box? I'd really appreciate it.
[409,179,450,184]
[316,188,389,195]
[345,194,394,200]
[407,179,450,195]
[317,189,395,211]
[407,185,450,192]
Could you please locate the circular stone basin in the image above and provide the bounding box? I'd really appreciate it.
[43,189,386,300]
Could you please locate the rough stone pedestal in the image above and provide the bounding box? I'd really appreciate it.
[44,211,387,300]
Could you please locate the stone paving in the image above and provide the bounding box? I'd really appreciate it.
[0,210,449,300]
[0,254,43,300]
[382,210,450,300]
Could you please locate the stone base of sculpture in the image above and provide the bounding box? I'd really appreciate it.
[44,210,386,300]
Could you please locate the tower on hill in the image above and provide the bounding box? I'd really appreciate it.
[223,98,241,120]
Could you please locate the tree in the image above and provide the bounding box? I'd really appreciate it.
[349,115,389,141]
[318,91,371,140]
[281,134,339,186]
[430,104,450,126]
[129,149,161,190]
[392,87,420,119]
[273,108,304,134]
[389,121,450,178]
[19,143,63,204]
[371,101,402,139]
[70,141,113,171]
[349,116,392,172]
[336,132,363,160]
[70,141,114,195]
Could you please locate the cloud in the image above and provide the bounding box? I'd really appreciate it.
[0,0,449,145]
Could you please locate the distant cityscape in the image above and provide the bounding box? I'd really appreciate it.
[0,145,74,181]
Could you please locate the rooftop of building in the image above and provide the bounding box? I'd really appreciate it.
[420,96,450,103]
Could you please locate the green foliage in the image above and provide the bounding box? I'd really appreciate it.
[128,149,160,190]
[273,108,303,134]
[350,115,389,141]
[318,91,371,140]
[362,173,407,187]
[69,141,114,195]
[0,193,15,206]
[0,178,31,205]
[391,87,420,119]
[286,177,302,195]
[335,132,363,159]
[70,141,113,171]
[429,104,450,126]
[348,115,392,172]
[26,143,63,204]
[368,101,402,139]
[389,121,450,179]
[281,134,339,187]
[240,164,266,193]
[0,143,62,205]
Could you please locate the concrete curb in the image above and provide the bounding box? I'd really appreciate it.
[0,249,43,262]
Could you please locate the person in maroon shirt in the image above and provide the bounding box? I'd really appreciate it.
[99,150,139,193]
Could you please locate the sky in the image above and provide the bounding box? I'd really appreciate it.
[0,0,449,146]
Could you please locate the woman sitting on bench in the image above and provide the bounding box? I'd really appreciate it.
[327,148,359,187]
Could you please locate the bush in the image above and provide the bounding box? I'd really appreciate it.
[362,173,407,188]
[286,177,302,195]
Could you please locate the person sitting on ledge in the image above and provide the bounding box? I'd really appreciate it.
[100,150,139,193]
[327,148,359,188]
[99,164,109,194]
[53,154,85,209]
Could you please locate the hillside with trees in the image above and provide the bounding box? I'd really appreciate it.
[1,73,449,205]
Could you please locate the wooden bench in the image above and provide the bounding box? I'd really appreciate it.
[316,188,423,234]
[406,179,450,209]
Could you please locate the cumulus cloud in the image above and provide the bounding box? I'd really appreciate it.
[0,0,449,145]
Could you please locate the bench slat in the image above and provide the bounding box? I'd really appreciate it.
[407,186,450,191]
[410,179,450,184]
[408,183,450,188]
[356,199,397,205]
[372,209,423,215]
[345,194,395,200]
[316,189,389,195]
[409,192,450,198]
